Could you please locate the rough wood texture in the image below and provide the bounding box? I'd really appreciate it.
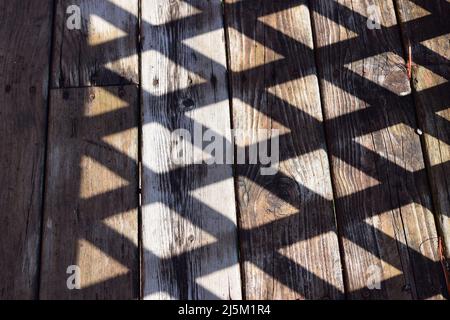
[40,86,139,299]
[0,1,53,299]
[51,0,138,87]
[225,0,344,299]
[396,0,450,259]
[311,0,445,299]
[141,0,242,300]
[395,0,450,65]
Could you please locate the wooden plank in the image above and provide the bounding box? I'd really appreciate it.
[51,0,138,87]
[310,0,445,299]
[0,1,53,299]
[395,0,450,260]
[395,0,450,65]
[412,65,450,263]
[40,86,139,299]
[225,1,344,299]
[141,0,242,300]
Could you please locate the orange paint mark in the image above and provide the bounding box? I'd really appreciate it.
[407,42,412,80]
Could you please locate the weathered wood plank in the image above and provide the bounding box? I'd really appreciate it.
[40,86,139,299]
[395,0,450,65]
[225,0,344,299]
[141,0,242,300]
[311,0,445,299]
[51,0,138,87]
[395,0,450,260]
[0,1,53,299]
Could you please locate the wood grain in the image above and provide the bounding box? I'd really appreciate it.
[311,0,445,299]
[140,0,242,300]
[0,1,53,299]
[40,86,139,299]
[51,0,138,87]
[395,0,450,259]
[395,0,450,65]
[225,0,345,299]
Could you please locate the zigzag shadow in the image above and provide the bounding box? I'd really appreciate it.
[40,0,449,299]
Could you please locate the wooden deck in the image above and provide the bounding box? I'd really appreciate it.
[0,0,449,300]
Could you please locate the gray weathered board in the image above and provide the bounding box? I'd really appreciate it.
[140,0,242,299]
[225,0,344,299]
[0,1,54,299]
[40,86,139,299]
[311,0,445,299]
[396,0,450,260]
[38,0,141,299]
[51,0,138,88]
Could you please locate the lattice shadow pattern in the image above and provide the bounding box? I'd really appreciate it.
[40,0,449,299]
